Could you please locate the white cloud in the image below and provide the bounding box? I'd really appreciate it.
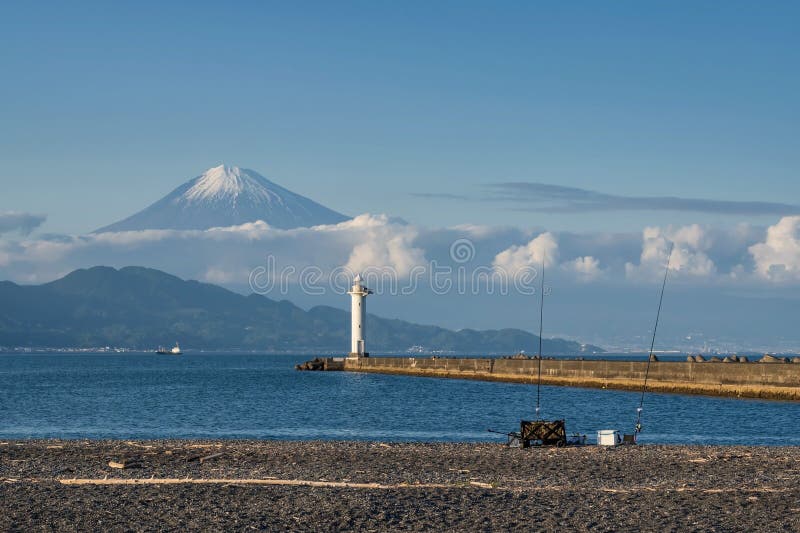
[493,232,559,274]
[343,215,426,276]
[749,216,800,281]
[492,233,604,281]
[563,256,603,281]
[625,224,716,281]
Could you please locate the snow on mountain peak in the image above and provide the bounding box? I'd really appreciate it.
[182,165,278,204]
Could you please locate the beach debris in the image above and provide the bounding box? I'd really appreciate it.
[187,451,226,463]
[108,458,142,469]
[200,452,226,464]
[58,477,456,490]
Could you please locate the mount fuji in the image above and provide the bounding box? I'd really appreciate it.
[95,165,349,232]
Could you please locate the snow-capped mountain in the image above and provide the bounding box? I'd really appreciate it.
[95,165,349,232]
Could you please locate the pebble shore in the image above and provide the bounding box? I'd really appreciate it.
[2,440,799,531]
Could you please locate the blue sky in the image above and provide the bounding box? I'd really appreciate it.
[1,2,800,349]
[1,1,798,234]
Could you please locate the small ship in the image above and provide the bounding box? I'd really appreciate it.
[157,342,182,355]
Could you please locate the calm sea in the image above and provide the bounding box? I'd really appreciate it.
[0,352,797,445]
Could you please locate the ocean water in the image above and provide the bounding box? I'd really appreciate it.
[0,352,797,445]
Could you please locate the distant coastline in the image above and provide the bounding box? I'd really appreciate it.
[0,266,601,354]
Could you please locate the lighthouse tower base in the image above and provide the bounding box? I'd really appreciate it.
[347,352,369,359]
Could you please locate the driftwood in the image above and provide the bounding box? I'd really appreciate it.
[187,451,226,464]
[200,452,226,464]
[108,458,142,469]
[58,477,462,490]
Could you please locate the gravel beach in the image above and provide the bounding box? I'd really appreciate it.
[2,440,799,531]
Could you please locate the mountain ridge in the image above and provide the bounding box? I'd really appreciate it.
[0,266,602,354]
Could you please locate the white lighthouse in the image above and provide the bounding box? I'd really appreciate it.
[347,274,373,357]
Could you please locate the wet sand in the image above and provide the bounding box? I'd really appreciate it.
[2,440,799,531]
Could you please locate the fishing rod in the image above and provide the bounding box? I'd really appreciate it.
[487,428,519,437]
[536,260,545,420]
[634,241,674,439]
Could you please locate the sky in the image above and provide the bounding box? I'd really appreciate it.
[1,1,798,234]
[1,2,799,350]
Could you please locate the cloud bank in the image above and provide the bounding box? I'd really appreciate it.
[0,213,799,289]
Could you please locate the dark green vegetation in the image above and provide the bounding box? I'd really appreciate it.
[0,266,601,353]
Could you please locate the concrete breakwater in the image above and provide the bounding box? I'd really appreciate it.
[305,356,800,400]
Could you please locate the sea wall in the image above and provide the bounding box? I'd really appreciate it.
[341,357,800,400]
